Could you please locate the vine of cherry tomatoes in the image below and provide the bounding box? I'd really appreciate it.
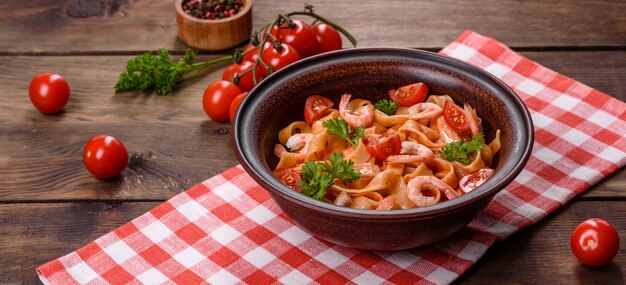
[203,18,346,123]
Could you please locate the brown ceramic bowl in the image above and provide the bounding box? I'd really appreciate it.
[232,48,533,251]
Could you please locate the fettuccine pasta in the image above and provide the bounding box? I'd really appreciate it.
[273,83,501,210]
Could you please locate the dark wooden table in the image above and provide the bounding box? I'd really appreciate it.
[1,0,624,284]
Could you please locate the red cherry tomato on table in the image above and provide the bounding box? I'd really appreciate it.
[571,218,620,267]
[310,22,342,55]
[261,43,301,72]
[304,95,334,124]
[229,92,247,122]
[222,61,266,92]
[273,167,302,192]
[271,20,316,58]
[83,135,128,179]
[443,100,471,131]
[364,133,402,161]
[459,168,495,193]
[28,73,70,114]
[388,82,428,106]
[202,80,242,122]
[242,42,270,64]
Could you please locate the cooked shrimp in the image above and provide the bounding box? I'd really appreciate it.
[376,195,399,210]
[285,133,314,151]
[407,102,443,120]
[386,141,434,164]
[464,104,481,135]
[407,176,458,207]
[339,94,375,128]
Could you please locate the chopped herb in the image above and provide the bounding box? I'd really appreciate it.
[374,99,399,116]
[322,118,363,147]
[299,152,360,200]
[439,133,486,164]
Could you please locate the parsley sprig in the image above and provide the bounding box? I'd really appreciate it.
[114,49,232,96]
[322,118,364,147]
[299,152,360,200]
[374,99,399,116]
[439,133,486,164]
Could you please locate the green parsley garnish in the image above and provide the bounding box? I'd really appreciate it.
[374,99,399,116]
[439,133,486,164]
[299,152,360,200]
[114,48,231,96]
[322,118,364,147]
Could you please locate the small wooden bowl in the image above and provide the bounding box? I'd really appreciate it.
[175,0,253,51]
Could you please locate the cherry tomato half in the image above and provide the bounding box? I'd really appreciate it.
[83,135,128,179]
[222,61,266,92]
[273,167,302,192]
[443,100,471,131]
[304,95,334,124]
[261,43,301,72]
[311,22,342,55]
[271,20,316,58]
[571,218,620,267]
[229,92,247,122]
[459,168,495,193]
[364,133,402,161]
[202,80,242,122]
[388,82,428,106]
[28,73,70,114]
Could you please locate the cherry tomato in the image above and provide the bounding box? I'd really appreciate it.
[571,218,620,267]
[443,100,471,131]
[83,135,128,179]
[202,80,242,122]
[222,61,265,92]
[273,167,302,192]
[364,133,402,161]
[459,168,495,193]
[310,22,342,55]
[271,20,316,58]
[229,92,247,122]
[388,82,428,106]
[242,42,270,63]
[28,73,70,114]
[261,43,301,72]
[304,95,334,124]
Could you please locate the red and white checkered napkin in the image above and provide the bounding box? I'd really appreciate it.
[38,30,625,285]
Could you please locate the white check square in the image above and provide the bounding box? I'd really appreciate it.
[242,247,275,268]
[177,200,209,222]
[212,182,244,202]
[66,261,99,284]
[140,221,174,244]
[210,224,241,245]
[173,247,206,268]
[314,248,349,268]
[103,240,137,264]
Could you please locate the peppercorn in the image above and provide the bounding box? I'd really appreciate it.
[181,0,242,20]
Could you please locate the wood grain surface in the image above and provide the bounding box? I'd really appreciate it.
[0,0,624,284]
[1,0,625,53]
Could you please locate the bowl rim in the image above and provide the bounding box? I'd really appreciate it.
[175,0,252,24]
[233,47,534,220]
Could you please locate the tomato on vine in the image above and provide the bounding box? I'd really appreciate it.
[222,61,266,92]
[261,43,301,72]
[83,135,128,179]
[229,92,248,122]
[271,19,317,58]
[203,80,242,122]
[29,73,71,114]
[311,22,342,54]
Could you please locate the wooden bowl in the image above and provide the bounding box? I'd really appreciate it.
[175,0,253,51]
[232,48,534,250]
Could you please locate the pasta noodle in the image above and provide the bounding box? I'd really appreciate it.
[272,85,501,210]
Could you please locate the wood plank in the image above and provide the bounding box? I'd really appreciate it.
[1,51,624,125]
[0,121,238,201]
[457,200,626,284]
[0,201,623,284]
[1,0,625,53]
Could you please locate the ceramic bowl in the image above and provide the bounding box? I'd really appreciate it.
[232,47,533,250]
[175,0,253,51]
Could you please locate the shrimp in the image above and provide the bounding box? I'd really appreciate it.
[339,94,375,128]
[275,133,314,161]
[407,102,443,120]
[464,104,481,135]
[386,141,434,164]
[406,176,459,207]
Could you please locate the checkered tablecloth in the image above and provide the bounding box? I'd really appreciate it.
[37,31,626,285]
